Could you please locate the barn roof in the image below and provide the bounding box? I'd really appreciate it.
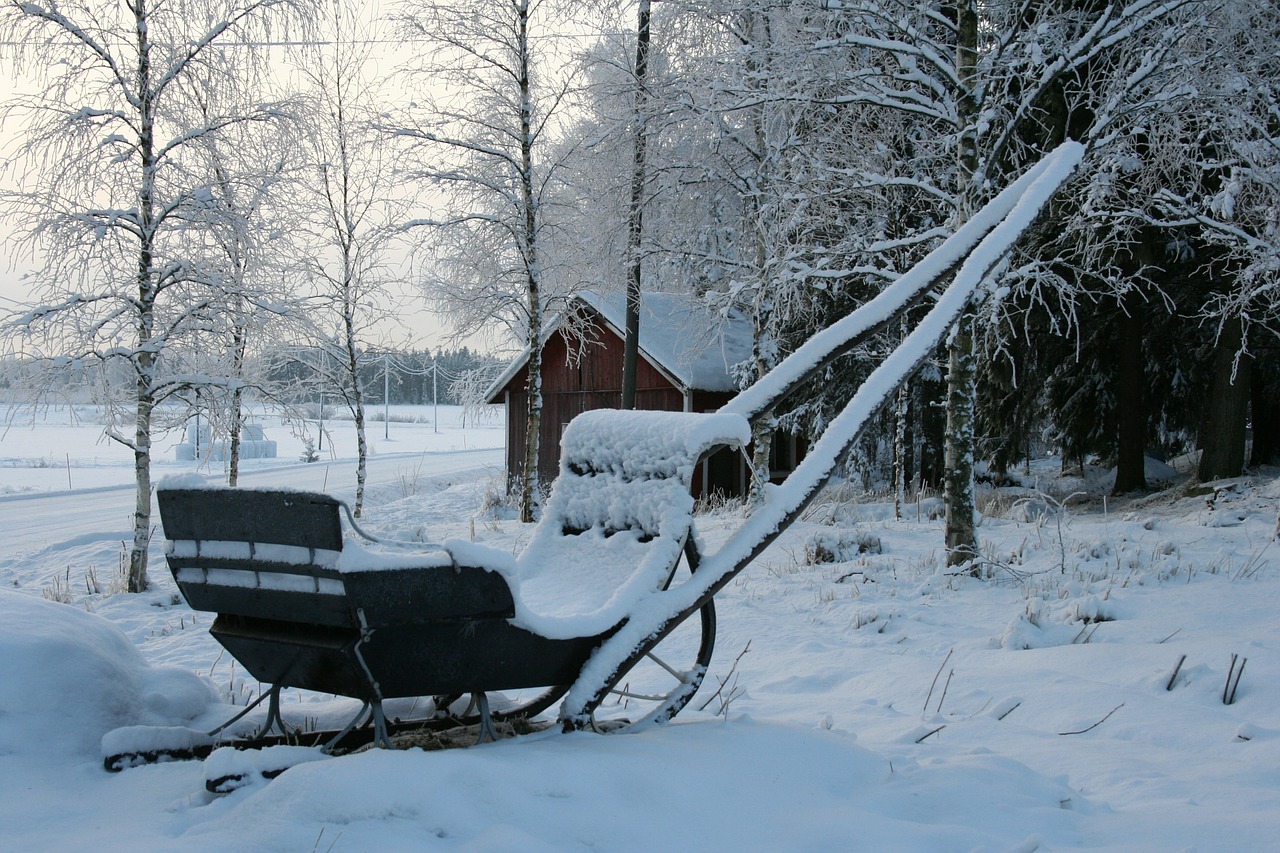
[485,290,754,402]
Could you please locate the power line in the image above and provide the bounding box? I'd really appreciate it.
[0,31,626,49]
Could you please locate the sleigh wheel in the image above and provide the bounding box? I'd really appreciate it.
[591,596,717,731]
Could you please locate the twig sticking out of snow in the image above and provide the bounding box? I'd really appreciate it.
[1224,654,1247,705]
[697,641,751,716]
[1231,543,1271,581]
[916,725,945,743]
[1072,623,1101,645]
[312,827,342,853]
[1059,703,1125,735]
[937,670,956,715]
[923,648,954,714]
[1166,654,1187,691]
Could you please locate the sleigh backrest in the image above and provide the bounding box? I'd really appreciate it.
[511,410,749,632]
[158,487,354,627]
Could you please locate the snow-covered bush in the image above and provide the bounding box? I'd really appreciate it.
[804,529,883,564]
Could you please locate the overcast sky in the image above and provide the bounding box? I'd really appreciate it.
[0,16,494,356]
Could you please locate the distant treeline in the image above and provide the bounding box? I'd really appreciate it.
[0,347,508,409]
[264,347,507,407]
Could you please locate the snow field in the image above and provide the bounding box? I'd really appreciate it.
[0,401,503,495]
[0,424,1277,850]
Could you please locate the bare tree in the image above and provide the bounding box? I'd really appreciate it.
[187,85,301,487]
[451,366,503,429]
[0,0,312,591]
[294,1,404,518]
[394,0,582,522]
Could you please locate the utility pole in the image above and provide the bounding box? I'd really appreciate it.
[384,353,390,440]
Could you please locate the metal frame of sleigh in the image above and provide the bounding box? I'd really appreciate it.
[103,144,1083,780]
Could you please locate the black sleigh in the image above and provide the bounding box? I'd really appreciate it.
[103,144,1081,774]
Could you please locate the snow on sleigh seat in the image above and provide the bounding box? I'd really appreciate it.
[153,409,749,747]
[500,409,751,639]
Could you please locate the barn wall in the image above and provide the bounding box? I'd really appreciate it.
[499,315,686,495]
[496,310,798,503]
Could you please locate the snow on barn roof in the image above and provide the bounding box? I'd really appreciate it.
[485,290,754,401]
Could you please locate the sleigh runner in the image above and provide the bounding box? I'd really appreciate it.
[103,143,1084,778]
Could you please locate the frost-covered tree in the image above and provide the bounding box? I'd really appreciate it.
[979,0,1280,487]
[186,85,302,487]
[294,1,404,518]
[394,0,583,522]
[622,3,864,503]
[790,0,1211,565]
[0,0,313,591]
[1139,0,1280,479]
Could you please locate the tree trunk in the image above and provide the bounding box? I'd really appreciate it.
[916,369,946,489]
[1197,317,1251,481]
[894,382,909,520]
[944,0,980,568]
[1112,299,1147,493]
[894,318,909,519]
[1249,365,1279,466]
[228,325,246,487]
[352,372,368,517]
[129,374,153,593]
[749,412,775,507]
[228,386,243,487]
[128,6,155,593]
[521,344,542,523]
[517,0,542,524]
[343,303,368,517]
[621,0,650,411]
[944,311,979,567]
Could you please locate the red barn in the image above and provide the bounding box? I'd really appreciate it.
[487,291,798,500]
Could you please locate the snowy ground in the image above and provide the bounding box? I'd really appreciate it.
[1,404,1278,851]
[0,401,504,495]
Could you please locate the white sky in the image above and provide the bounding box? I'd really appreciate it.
[0,4,620,359]
[0,14,491,356]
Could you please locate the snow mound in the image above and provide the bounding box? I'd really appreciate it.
[173,720,1082,852]
[138,663,220,723]
[0,592,145,755]
[0,591,218,757]
[204,744,330,792]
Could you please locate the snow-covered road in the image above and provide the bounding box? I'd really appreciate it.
[0,448,502,555]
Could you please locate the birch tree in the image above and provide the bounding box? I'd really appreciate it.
[394,0,581,522]
[187,86,301,487]
[796,0,1210,566]
[0,0,312,591]
[295,1,403,518]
